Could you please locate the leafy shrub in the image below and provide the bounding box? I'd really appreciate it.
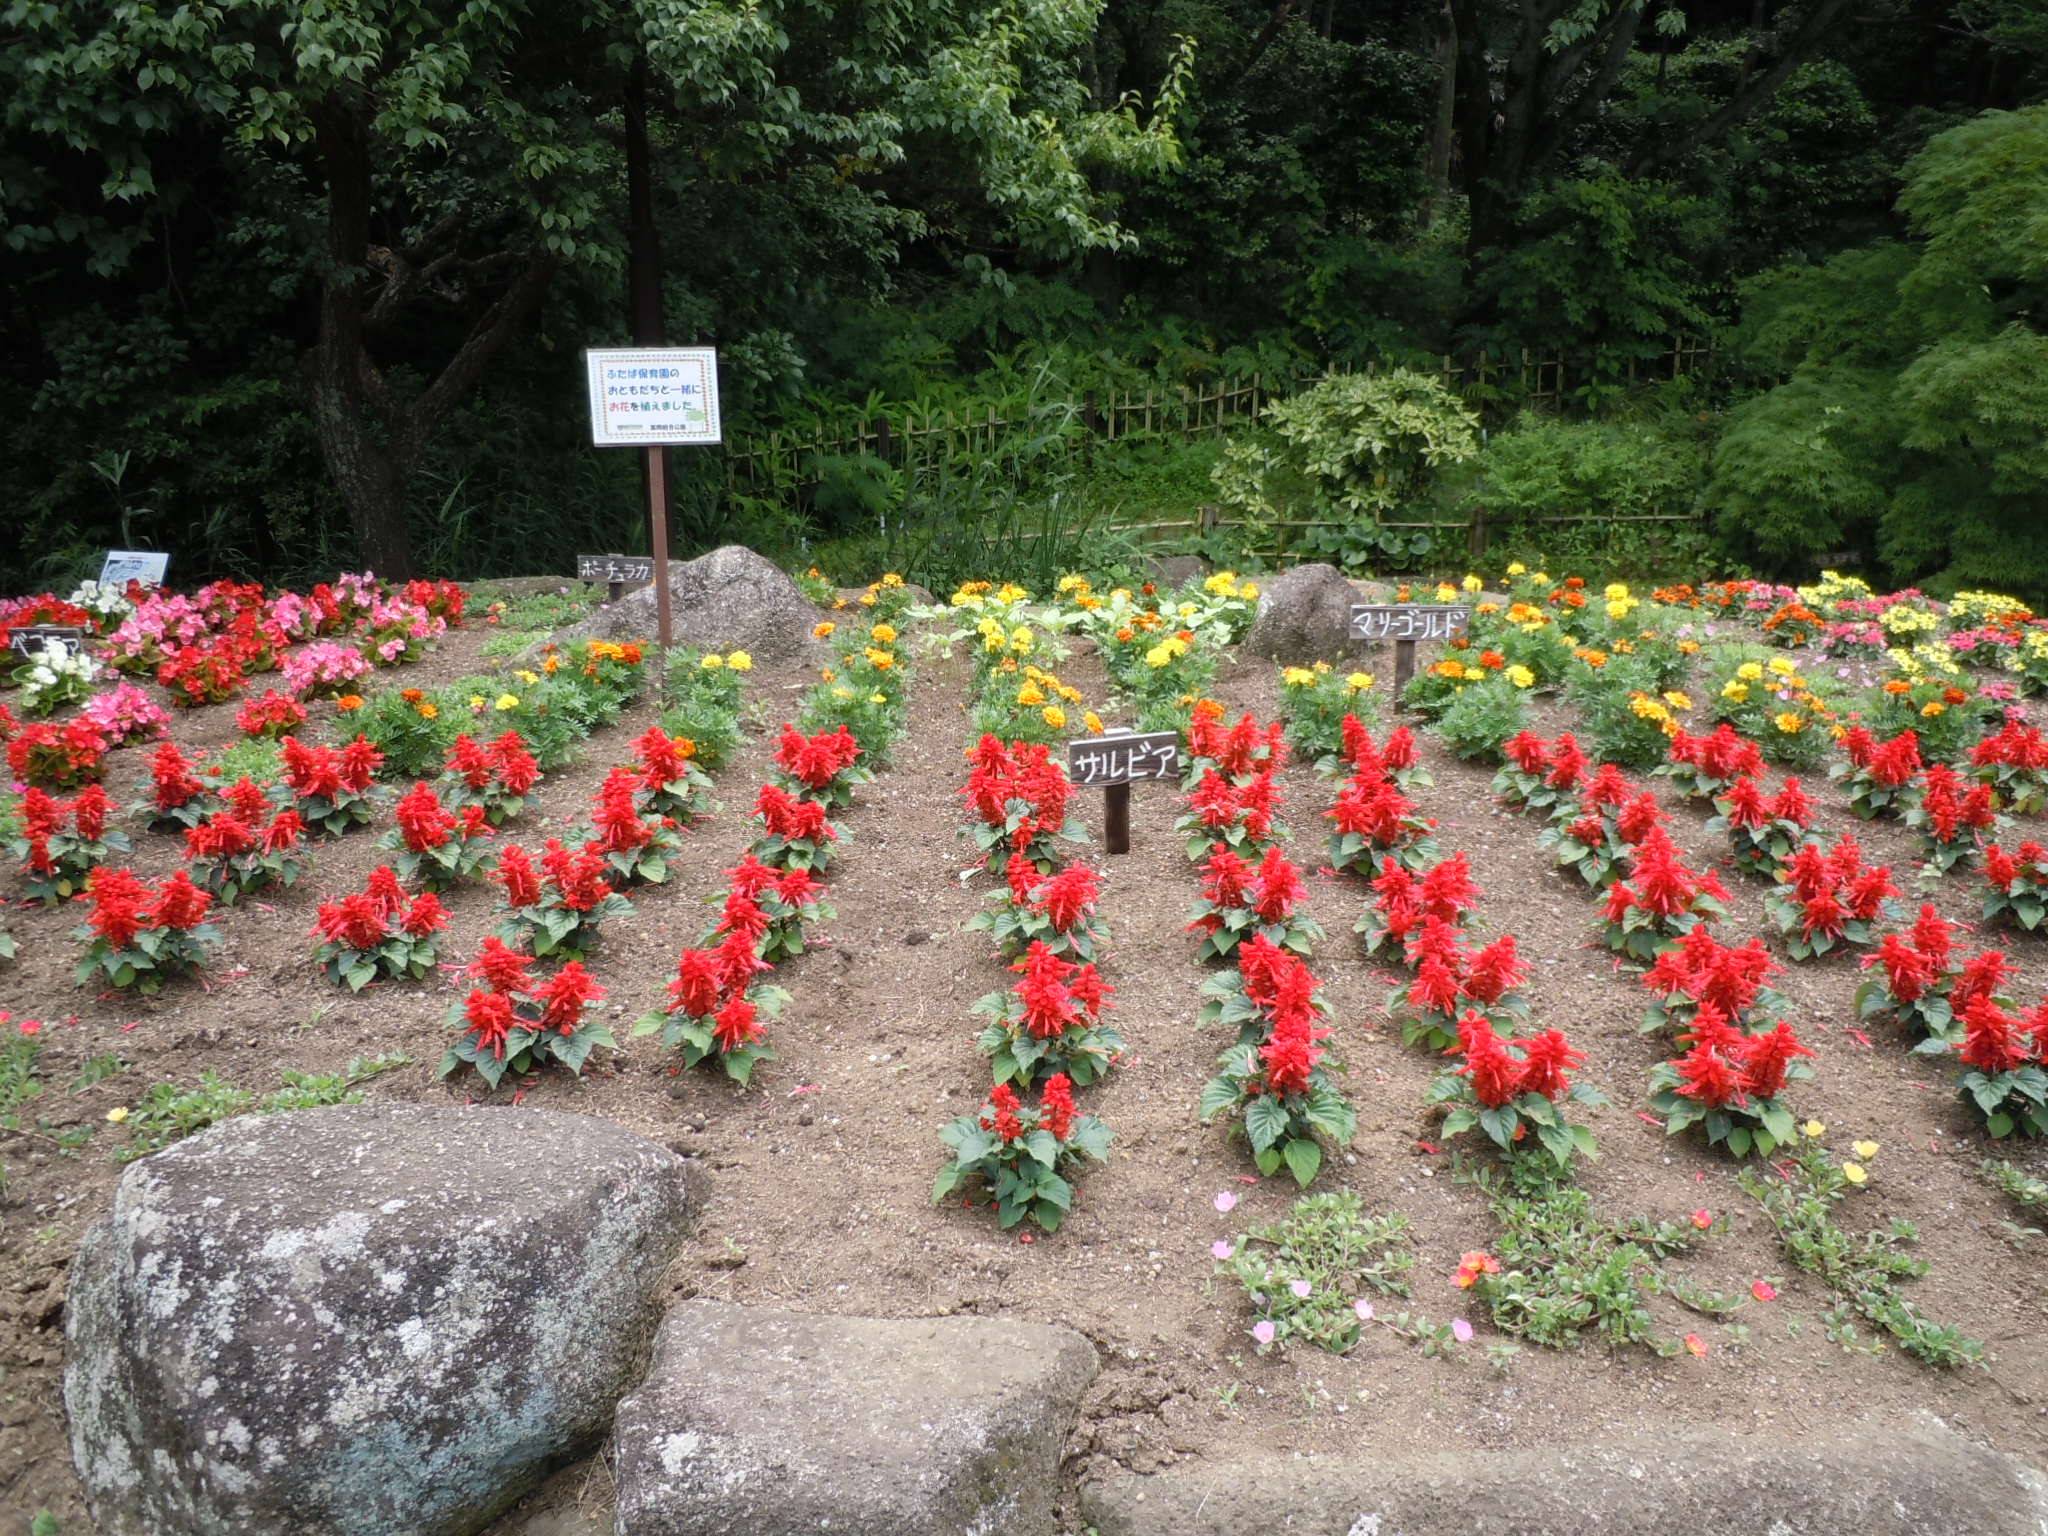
[1460,412,1704,530]
[1434,677,1531,763]
[1212,369,1480,570]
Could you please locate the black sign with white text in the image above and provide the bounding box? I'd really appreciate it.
[577,554,656,585]
[1348,604,1470,643]
[8,625,88,660]
[1067,731,1180,788]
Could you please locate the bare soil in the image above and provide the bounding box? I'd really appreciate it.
[4,612,2047,1533]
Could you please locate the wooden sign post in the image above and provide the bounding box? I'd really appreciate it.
[1349,603,1471,710]
[584,348,722,649]
[577,553,657,605]
[1067,729,1180,855]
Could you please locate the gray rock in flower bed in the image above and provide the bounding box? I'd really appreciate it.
[1145,553,1209,590]
[611,1301,1099,1536]
[1081,1414,2048,1535]
[65,1102,692,1536]
[571,543,823,661]
[1240,561,1361,663]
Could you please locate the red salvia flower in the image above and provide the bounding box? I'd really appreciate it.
[490,731,540,794]
[403,891,449,938]
[1039,1072,1078,1140]
[669,948,726,1017]
[464,989,517,1059]
[495,843,543,908]
[395,781,455,852]
[982,1083,1025,1142]
[84,867,151,950]
[148,869,213,931]
[466,936,533,994]
[538,961,605,1034]
[1041,863,1099,932]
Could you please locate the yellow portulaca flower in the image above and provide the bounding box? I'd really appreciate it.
[1842,1162,1868,1186]
[106,1106,129,1124]
[1802,1119,1827,1139]
[1853,1139,1879,1161]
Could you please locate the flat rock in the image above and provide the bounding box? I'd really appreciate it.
[571,544,821,661]
[1241,562,1360,664]
[65,1103,692,1536]
[1081,1416,2048,1535]
[611,1302,1098,1536]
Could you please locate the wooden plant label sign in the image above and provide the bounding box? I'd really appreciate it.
[1067,730,1180,788]
[1348,603,1470,642]
[98,550,168,587]
[578,554,656,585]
[8,625,89,660]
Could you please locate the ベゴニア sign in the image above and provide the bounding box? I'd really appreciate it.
[8,625,88,660]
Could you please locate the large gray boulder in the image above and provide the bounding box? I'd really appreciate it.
[1082,1415,2048,1535]
[1241,562,1359,664]
[572,544,821,661]
[65,1103,693,1536]
[611,1302,1098,1536]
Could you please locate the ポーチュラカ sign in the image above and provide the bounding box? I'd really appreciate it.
[577,554,657,585]
[585,348,721,447]
[1067,731,1180,788]
[1348,604,1470,643]
[99,550,168,588]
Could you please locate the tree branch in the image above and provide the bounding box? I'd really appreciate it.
[1627,0,1853,176]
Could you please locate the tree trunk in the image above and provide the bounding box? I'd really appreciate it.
[1421,0,1458,226]
[306,105,418,578]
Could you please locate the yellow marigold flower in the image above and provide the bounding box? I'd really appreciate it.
[1042,705,1067,730]
[1435,583,1459,603]
[1144,643,1173,668]
[995,583,1029,603]
[1346,672,1373,691]
[1506,665,1535,689]
[1282,666,1317,688]
[1662,691,1692,710]
[468,695,485,709]
[866,649,895,671]
[1058,685,1081,704]
[726,651,752,671]
[699,653,724,670]
[516,669,539,685]
[881,572,904,587]
[1506,562,1527,577]
[1461,665,1485,682]
[338,694,365,712]
[1775,712,1806,734]
[1921,701,1945,717]
[1605,600,1634,621]
[1736,661,1764,681]
[1767,657,1796,677]
[813,620,836,639]
[1313,660,1331,673]
[1177,602,1197,618]
[1677,639,1700,655]
[1842,1162,1867,1186]
[1204,572,1236,595]
[1238,581,1258,600]
[1083,711,1103,732]
[859,591,878,607]
[1853,1139,1879,1161]
[1604,582,1630,601]
[1433,659,1464,679]
[494,694,519,711]
[1017,682,1047,707]
[1461,573,1483,593]
[869,692,887,705]
[833,687,853,701]
[1722,681,1750,702]
[415,701,439,720]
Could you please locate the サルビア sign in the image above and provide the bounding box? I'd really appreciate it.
[1067,730,1179,788]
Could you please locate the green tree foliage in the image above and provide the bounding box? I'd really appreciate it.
[1707,105,2048,596]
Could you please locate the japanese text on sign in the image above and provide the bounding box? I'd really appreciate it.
[1348,604,1470,643]
[99,550,168,588]
[8,625,88,660]
[584,347,721,446]
[577,554,656,584]
[1067,731,1180,788]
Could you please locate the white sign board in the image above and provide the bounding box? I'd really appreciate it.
[100,550,169,587]
[585,348,721,447]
